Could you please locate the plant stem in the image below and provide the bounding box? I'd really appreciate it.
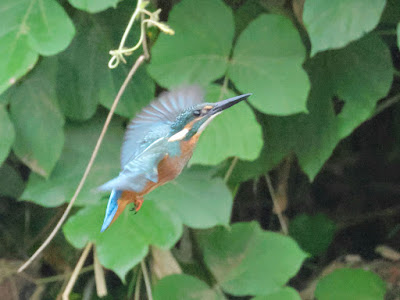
[35,266,94,284]
[141,260,153,300]
[265,174,289,235]
[224,157,238,183]
[62,242,93,300]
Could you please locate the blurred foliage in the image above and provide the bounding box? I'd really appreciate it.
[1,0,400,299]
[314,268,387,300]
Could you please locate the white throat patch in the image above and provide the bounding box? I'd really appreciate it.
[198,112,220,133]
[168,128,189,142]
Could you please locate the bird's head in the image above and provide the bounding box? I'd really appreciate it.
[168,93,252,142]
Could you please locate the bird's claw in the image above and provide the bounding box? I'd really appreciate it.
[130,198,144,214]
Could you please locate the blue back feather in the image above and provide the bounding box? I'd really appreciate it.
[98,86,204,193]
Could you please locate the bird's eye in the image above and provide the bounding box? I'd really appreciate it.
[193,110,201,117]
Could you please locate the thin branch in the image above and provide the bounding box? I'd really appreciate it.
[62,242,93,300]
[18,54,147,273]
[265,174,289,235]
[134,268,142,300]
[141,260,153,300]
[94,246,107,297]
[34,265,94,285]
[141,12,150,60]
[224,157,238,183]
[337,204,400,230]
[373,93,400,117]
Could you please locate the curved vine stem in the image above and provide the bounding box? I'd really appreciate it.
[18,55,147,273]
[108,0,173,68]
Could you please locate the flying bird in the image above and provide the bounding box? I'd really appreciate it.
[98,86,251,232]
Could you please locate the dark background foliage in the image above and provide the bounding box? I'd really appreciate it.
[0,0,399,299]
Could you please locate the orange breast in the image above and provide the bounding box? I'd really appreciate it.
[122,135,200,200]
[108,135,201,227]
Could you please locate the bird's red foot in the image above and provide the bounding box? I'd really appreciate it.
[133,197,143,214]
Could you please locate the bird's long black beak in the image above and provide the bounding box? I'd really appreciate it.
[209,93,252,115]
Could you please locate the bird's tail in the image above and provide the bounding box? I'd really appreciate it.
[101,189,128,232]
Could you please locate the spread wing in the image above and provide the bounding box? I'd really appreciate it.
[98,137,169,191]
[120,85,204,168]
[99,86,204,193]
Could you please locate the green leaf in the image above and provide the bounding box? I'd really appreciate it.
[315,268,386,300]
[21,112,123,207]
[234,34,393,181]
[289,214,336,256]
[147,168,233,228]
[190,85,263,165]
[253,287,301,300]
[228,14,310,115]
[0,106,15,166]
[57,12,154,120]
[0,163,24,198]
[303,0,386,56]
[197,222,308,296]
[8,58,64,177]
[68,0,121,13]
[63,201,182,281]
[234,0,266,36]
[148,0,234,87]
[63,166,232,280]
[0,0,75,94]
[153,274,225,300]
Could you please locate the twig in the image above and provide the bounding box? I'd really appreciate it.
[93,246,107,297]
[141,260,153,300]
[134,268,142,300]
[62,242,93,300]
[373,93,400,117]
[18,54,147,273]
[224,157,238,183]
[265,174,289,235]
[34,265,94,284]
[141,13,150,60]
[337,204,400,230]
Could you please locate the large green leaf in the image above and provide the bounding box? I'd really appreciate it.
[153,274,225,300]
[303,0,386,56]
[8,58,64,177]
[289,214,336,257]
[57,11,154,120]
[0,0,75,94]
[63,201,182,281]
[68,0,121,13]
[64,167,232,280]
[197,222,307,296]
[315,268,386,300]
[0,106,15,166]
[148,0,234,87]
[190,85,263,165]
[228,14,310,115]
[253,287,301,300]
[231,34,393,181]
[21,112,123,207]
[147,168,233,228]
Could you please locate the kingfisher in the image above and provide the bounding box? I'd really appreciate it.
[98,86,251,232]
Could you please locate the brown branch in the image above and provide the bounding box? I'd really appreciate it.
[62,242,93,300]
[265,174,289,235]
[18,54,147,273]
[141,260,153,300]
